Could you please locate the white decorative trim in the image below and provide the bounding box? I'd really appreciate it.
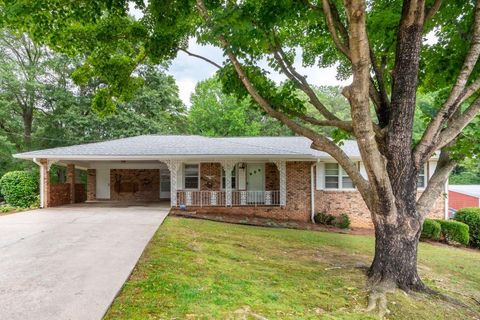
[210,191,218,205]
[265,191,272,205]
[220,160,237,206]
[47,159,59,170]
[273,160,287,207]
[164,160,181,207]
[240,191,247,205]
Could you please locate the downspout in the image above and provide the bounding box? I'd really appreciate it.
[310,162,316,223]
[444,179,449,220]
[33,158,44,208]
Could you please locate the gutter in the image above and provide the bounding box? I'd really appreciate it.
[310,162,316,223]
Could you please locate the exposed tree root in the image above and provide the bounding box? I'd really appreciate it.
[365,278,476,319]
[365,280,396,319]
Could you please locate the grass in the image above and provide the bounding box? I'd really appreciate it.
[105,217,480,319]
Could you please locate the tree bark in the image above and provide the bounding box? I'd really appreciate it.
[368,201,427,292]
[23,109,33,148]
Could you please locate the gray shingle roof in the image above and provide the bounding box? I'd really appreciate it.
[14,135,361,160]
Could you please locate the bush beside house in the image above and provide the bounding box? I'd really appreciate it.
[454,208,480,248]
[421,219,441,240]
[314,212,351,229]
[435,219,470,246]
[0,171,39,208]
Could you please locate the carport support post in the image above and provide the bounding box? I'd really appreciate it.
[165,160,181,207]
[39,159,50,208]
[67,164,75,204]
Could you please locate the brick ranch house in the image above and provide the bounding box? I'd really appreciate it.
[14,135,447,228]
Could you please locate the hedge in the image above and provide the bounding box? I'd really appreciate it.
[435,219,470,245]
[0,171,39,208]
[421,219,441,240]
[454,208,480,248]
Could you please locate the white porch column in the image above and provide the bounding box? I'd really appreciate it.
[273,160,287,207]
[165,160,181,207]
[220,160,236,207]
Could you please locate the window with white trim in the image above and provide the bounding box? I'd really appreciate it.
[221,166,236,189]
[324,163,354,189]
[417,165,426,188]
[325,163,339,188]
[184,164,199,189]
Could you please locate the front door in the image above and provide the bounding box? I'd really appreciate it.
[160,168,171,199]
[246,163,264,203]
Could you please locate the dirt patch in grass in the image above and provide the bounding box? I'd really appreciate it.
[105,217,480,320]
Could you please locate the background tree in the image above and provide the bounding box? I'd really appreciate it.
[3,0,480,313]
[188,77,291,136]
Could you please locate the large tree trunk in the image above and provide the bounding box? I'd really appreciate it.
[368,206,426,292]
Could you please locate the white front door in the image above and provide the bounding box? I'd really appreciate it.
[96,168,110,199]
[160,168,171,199]
[246,164,264,203]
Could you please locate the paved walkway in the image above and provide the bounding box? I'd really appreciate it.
[0,203,169,320]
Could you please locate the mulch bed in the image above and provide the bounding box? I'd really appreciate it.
[170,210,374,236]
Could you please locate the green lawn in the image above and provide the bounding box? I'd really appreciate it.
[105,217,480,319]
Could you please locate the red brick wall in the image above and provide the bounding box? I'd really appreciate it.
[181,162,313,222]
[49,183,71,207]
[449,191,479,210]
[87,169,96,201]
[110,169,160,201]
[75,184,87,203]
[265,163,279,191]
[314,189,446,228]
[200,163,221,191]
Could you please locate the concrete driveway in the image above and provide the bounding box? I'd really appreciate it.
[0,203,169,320]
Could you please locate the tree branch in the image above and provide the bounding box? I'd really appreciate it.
[321,0,350,58]
[270,42,342,122]
[177,47,222,69]
[434,95,480,150]
[415,1,480,164]
[416,149,455,217]
[195,0,370,196]
[424,0,442,23]
[343,0,395,213]
[294,112,353,131]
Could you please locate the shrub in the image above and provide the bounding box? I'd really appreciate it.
[454,208,480,248]
[0,204,16,213]
[334,213,351,229]
[435,219,470,245]
[421,219,441,240]
[314,212,335,225]
[0,171,39,208]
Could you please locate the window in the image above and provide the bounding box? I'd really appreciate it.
[221,166,236,189]
[417,165,426,188]
[184,164,199,189]
[325,163,339,189]
[324,163,354,189]
[342,169,354,188]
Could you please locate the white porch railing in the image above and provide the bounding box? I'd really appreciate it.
[176,190,280,207]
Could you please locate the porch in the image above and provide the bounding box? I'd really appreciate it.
[36,159,287,209]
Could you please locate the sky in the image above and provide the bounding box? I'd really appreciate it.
[167,39,349,107]
[129,4,349,107]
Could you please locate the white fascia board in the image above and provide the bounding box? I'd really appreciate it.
[13,154,320,161]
